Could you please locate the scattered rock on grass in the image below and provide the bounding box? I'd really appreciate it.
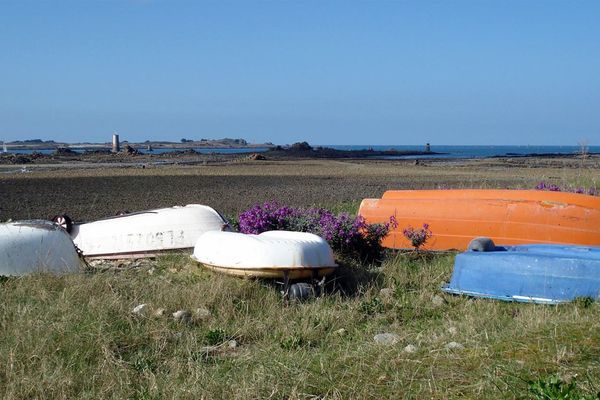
[374,333,400,345]
[172,310,192,323]
[335,328,347,336]
[431,295,447,307]
[200,340,239,357]
[154,308,166,317]
[447,326,458,335]
[445,341,464,350]
[379,288,395,304]
[132,304,148,315]
[195,307,211,320]
[403,344,418,353]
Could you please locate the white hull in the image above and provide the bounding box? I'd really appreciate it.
[0,220,81,276]
[72,204,228,258]
[192,231,337,279]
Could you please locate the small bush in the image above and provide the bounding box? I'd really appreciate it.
[359,297,384,315]
[527,375,599,400]
[238,201,394,261]
[205,328,229,345]
[573,297,595,308]
[280,334,315,350]
[402,223,433,250]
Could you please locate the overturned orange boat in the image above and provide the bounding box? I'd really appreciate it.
[358,190,600,251]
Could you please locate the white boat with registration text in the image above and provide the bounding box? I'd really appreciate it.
[56,204,229,259]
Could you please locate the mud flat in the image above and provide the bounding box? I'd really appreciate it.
[1,156,597,222]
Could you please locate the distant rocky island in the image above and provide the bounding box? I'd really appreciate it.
[1,138,442,165]
[3,138,439,158]
[4,137,271,150]
[267,142,441,159]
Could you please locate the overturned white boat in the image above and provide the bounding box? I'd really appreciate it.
[0,220,81,276]
[191,230,338,279]
[63,204,229,259]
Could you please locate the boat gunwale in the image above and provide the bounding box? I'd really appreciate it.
[191,256,337,279]
[441,285,563,305]
[377,189,600,208]
[190,255,338,271]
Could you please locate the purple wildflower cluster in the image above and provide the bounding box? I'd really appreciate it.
[402,223,433,250]
[238,201,298,234]
[238,201,394,260]
[534,181,598,196]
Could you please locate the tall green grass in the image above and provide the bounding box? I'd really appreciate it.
[1,253,599,399]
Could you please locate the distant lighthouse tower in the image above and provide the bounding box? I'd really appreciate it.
[112,132,120,153]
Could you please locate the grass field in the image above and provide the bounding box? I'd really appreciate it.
[1,253,599,399]
[1,158,599,399]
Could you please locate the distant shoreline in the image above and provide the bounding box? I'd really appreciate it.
[2,143,272,150]
[2,142,598,160]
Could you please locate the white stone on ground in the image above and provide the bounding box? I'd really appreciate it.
[132,304,147,315]
[431,295,446,306]
[445,341,464,350]
[403,344,418,353]
[374,333,400,345]
[172,310,192,323]
[379,288,395,304]
[195,307,211,320]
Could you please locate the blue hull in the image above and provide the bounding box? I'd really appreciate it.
[442,244,600,304]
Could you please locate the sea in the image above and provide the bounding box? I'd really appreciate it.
[2,145,599,159]
[325,145,600,159]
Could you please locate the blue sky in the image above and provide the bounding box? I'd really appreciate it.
[1,0,599,145]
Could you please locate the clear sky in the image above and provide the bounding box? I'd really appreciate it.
[1,0,599,145]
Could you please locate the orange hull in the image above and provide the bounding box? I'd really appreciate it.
[359,190,600,251]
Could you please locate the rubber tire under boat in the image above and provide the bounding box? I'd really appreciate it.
[289,283,315,301]
[467,237,496,252]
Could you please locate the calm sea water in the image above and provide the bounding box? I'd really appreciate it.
[2,145,598,158]
[326,145,600,159]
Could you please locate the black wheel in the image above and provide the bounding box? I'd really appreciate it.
[52,214,73,233]
[467,237,496,252]
[289,282,315,302]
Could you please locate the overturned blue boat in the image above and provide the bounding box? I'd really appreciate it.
[443,242,600,304]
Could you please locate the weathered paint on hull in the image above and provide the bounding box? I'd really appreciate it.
[359,190,600,251]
